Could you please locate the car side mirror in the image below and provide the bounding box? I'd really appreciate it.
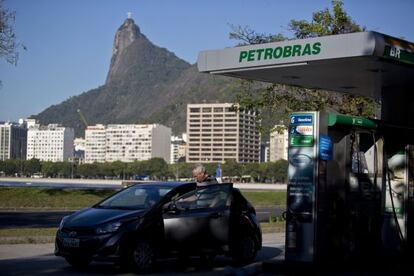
[164,202,178,214]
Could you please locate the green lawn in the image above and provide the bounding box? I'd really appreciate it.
[260,221,286,234]
[0,227,57,237]
[241,190,286,207]
[0,187,117,209]
[0,227,57,244]
[0,224,285,237]
[0,187,286,209]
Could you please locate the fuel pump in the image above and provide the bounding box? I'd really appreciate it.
[379,124,414,261]
[286,111,390,265]
[285,111,414,267]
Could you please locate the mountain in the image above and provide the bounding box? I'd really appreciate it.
[33,18,237,136]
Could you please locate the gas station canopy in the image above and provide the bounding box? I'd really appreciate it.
[197,32,414,100]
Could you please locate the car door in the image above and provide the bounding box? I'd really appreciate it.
[163,183,232,254]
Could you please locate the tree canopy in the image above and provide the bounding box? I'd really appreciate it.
[0,158,288,183]
[0,0,23,65]
[229,0,378,134]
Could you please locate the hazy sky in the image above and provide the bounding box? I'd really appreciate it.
[1,0,414,122]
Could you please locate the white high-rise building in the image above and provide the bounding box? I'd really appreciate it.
[73,137,86,163]
[85,124,171,163]
[26,120,74,162]
[170,135,187,164]
[0,121,27,161]
[260,141,270,163]
[269,125,289,161]
[85,125,106,163]
[186,103,260,163]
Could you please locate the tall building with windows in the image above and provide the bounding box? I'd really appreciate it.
[73,138,86,163]
[186,103,260,163]
[26,120,74,162]
[85,125,106,163]
[260,141,270,163]
[85,124,171,163]
[0,121,27,161]
[170,134,187,164]
[269,125,289,161]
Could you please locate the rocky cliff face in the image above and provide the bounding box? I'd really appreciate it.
[33,17,236,137]
[106,18,144,84]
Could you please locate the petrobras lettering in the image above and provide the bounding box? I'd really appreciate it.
[239,42,321,63]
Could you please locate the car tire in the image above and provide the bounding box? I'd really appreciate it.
[65,256,91,268]
[232,235,257,265]
[130,241,155,273]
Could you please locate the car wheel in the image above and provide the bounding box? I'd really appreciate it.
[65,256,91,268]
[232,235,257,265]
[130,241,155,273]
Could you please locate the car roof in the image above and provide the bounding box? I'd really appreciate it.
[130,181,196,188]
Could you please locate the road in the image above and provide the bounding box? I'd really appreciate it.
[0,233,285,275]
[0,177,287,191]
[0,207,285,229]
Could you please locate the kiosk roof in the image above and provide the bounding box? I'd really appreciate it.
[197,32,414,99]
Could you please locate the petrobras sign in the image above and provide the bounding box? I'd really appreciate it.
[239,42,321,63]
[198,32,380,75]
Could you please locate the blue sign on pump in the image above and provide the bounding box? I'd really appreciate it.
[290,115,313,125]
[319,135,333,160]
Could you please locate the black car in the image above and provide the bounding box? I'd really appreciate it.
[55,182,262,272]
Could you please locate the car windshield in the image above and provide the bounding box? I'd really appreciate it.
[96,185,172,210]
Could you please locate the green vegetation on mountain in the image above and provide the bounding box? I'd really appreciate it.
[33,18,238,137]
[33,1,378,138]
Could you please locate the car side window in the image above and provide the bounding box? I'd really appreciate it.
[175,184,231,211]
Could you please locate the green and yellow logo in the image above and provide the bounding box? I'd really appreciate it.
[239,42,321,63]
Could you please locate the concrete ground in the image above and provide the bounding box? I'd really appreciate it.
[0,233,285,260]
[0,233,285,275]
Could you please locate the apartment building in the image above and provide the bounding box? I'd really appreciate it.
[186,103,260,163]
[85,124,171,163]
[85,124,106,163]
[0,121,27,161]
[170,135,187,164]
[269,125,289,161]
[260,141,270,163]
[26,120,74,162]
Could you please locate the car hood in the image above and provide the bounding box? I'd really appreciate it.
[64,207,146,228]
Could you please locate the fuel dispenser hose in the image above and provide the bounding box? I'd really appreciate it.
[384,139,405,243]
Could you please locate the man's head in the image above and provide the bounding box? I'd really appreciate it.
[192,163,207,183]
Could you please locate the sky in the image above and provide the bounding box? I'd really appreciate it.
[1,0,414,122]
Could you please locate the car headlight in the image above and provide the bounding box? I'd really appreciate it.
[96,221,122,235]
[59,216,68,231]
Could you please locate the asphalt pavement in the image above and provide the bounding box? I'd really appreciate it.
[0,177,287,191]
[0,233,285,275]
